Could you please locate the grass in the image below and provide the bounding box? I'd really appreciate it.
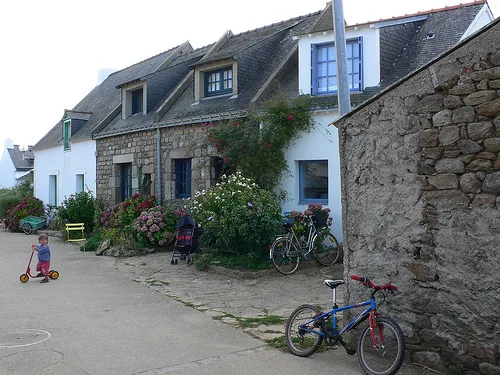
[195,249,271,271]
[266,335,287,349]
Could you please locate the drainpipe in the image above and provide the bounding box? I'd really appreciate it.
[332,0,351,116]
[156,125,162,206]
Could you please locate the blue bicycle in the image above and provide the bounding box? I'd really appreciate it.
[285,275,406,375]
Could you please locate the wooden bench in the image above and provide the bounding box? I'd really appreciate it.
[65,223,85,242]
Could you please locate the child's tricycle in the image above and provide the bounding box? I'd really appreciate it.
[19,248,59,283]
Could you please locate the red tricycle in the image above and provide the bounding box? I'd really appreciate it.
[19,248,59,283]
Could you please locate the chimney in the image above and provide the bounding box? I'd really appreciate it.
[98,68,118,85]
[4,139,14,149]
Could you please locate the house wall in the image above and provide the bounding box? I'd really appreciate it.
[34,140,96,205]
[338,22,500,374]
[288,24,380,242]
[96,124,213,210]
[281,110,343,241]
[297,25,380,94]
[0,142,16,189]
[460,4,495,41]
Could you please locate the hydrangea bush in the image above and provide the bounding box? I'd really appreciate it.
[6,196,44,231]
[187,172,282,257]
[100,194,157,229]
[134,206,179,248]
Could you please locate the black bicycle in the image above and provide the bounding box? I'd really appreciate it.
[286,275,406,375]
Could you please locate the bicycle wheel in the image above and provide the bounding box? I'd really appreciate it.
[358,316,406,375]
[312,231,340,266]
[285,304,323,357]
[270,237,300,275]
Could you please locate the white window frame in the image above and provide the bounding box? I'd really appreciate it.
[76,174,85,193]
[49,175,58,205]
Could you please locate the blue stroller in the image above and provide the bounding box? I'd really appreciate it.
[171,214,198,265]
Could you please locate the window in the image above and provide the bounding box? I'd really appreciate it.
[76,174,84,193]
[213,157,235,183]
[122,84,146,119]
[140,174,151,196]
[299,160,328,204]
[131,88,143,114]
[205,67,233,97]
[63,120,71,151]
[311,38,362,94]
[49,175,58,205]
[120,163,132,201]
[175,159,191,198]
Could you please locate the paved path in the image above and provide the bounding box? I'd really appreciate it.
[0,230,427,374]
[114,252,345,341]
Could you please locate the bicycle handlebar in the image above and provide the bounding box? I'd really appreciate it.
[350,275,398,292]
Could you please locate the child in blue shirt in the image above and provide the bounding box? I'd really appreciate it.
[32,233,51,283]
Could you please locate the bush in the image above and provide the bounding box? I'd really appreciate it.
[6,196,44,231]
[0,181,33,219]
[100,194,157,230]
[81,229,104,252]
[57,191,97,234]
[96,194,158,247]
[188,172,282,258]
[133,206,180,248]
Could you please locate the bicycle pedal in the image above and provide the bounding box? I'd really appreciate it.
[339,337,357,356]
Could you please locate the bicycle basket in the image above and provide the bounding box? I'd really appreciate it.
[312,213,328,228]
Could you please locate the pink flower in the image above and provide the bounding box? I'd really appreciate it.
[287,115,293,120]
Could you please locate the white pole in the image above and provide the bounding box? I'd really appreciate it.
[332,0,351,116]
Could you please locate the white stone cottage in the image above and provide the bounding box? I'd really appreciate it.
[33,1,494,241]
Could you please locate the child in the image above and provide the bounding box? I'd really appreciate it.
[32,234,51,283]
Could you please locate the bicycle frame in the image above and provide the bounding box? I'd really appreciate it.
[273,216,317,258]
[300,297,376,344]
[286,277,404,375]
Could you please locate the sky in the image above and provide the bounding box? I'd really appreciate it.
[1,0,499,154]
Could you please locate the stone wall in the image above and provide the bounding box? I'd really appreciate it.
[96,123,215,209]
[338,22,500,374]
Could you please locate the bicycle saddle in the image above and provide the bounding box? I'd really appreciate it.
[324,280,345,289]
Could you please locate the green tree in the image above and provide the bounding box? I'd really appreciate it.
[0,181,33,218]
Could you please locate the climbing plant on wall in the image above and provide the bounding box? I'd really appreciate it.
[202,93,313,194]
